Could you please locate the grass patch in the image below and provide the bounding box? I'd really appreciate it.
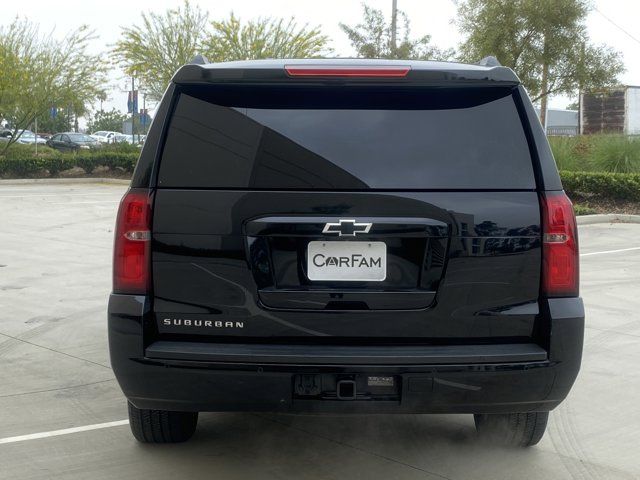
[549,135,640,173]
[573,203,598,216]
[548,136,592,171]
[590,135,640,173]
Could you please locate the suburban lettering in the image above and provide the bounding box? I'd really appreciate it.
[162,319,244,329]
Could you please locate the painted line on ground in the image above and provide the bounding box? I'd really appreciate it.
[0,420,129,445]
[580,246,640,257]
[0,192,118,198]
[50,201,120,205]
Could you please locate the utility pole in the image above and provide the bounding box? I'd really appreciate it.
[390,0,398,53]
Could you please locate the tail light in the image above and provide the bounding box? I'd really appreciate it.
[540,191,579,297]
[285,65,411,77]
[113,189,152,294]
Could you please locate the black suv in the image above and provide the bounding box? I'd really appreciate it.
[108,58,583,447]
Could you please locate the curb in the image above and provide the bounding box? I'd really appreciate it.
[1,179,638,225]
[0,178,130,186]
[577,214,640,225]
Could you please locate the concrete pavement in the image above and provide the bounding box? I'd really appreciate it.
[0,183,639,480]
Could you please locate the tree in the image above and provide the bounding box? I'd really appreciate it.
[112,2,331,101]
[111,1,209,101]
[34,107,73,134]
[456,0,624,126]
[0,18,107,152]
[87,108,128,133]
[0,31,26,127]
[340,4,453,60]
[204,13,330,62]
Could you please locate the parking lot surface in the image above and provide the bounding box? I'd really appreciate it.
[1,182,639,480]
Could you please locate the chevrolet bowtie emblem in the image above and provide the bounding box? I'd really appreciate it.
[322,219,372,237]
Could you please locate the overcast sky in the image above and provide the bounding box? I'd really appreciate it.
[5,0,640,125]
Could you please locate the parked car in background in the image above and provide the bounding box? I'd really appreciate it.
[114,133,134,144]
[91,131,119,144]
[114,134,144,147]
[46,132,100,152]
[16,130,47,145]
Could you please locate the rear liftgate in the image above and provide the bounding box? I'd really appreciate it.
[247,215,448,405]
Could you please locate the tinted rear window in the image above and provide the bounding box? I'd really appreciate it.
[158,86,534,189]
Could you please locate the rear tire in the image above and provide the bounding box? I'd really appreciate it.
[127,401,198,443]
[474,411,549,447]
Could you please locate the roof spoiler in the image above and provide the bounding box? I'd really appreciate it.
[172,58,520,85]
[478,56,501,67]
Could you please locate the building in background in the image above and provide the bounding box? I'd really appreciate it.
[534,108,579,136]
[580,86,640,135]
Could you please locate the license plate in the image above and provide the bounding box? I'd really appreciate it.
[307,241,386,281]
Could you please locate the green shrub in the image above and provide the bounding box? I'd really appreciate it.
[573,204,597,216]
[100,142,141,155]
[43,156,76,176]
[589,135,640,173]
[560,170,640,201]
[549,135,640,173]
[75,155,98,174]
[549,136,592,171]
[0,156,44,176]
[0,147,138,177]
[0,142,58,158]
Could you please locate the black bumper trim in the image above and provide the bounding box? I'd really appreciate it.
[145,341,547,365]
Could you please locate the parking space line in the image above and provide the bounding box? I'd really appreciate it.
[50,201,120,205]
[0,193,118,198]
[580,246,640,257]
[0,420,129,445]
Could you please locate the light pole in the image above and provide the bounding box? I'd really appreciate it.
[391,0,398,52]
[142,92,147,138]
[131,75,136,141]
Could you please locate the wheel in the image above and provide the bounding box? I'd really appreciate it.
[127,401,198,443]
[474,411,549,447]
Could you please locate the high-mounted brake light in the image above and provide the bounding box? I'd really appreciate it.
[285,65,411,77]
[113,189,151,294]
[540,192,579,297]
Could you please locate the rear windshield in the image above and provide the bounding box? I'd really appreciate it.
[158,85,534,189]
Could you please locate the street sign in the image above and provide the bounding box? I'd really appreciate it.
[127,90,138,113]
[139,108,150,127]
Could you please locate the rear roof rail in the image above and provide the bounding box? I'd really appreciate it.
[478,56,501,67]
[189,54,209,65]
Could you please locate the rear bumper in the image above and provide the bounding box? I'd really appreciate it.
[108,295,584,414]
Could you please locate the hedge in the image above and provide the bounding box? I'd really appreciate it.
[0,151,139,177]
[1,153,639,204]
[560,171,640,202]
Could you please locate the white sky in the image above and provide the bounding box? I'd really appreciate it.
[5,0,640,125]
